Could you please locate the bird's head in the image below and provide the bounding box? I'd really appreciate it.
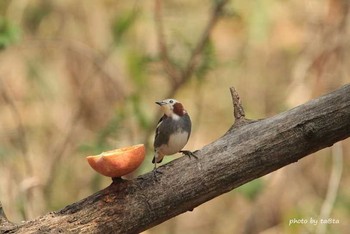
[155,99,187,118]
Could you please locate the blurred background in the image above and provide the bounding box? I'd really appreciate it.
[0,0,349,233]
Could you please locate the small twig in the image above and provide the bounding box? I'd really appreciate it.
[316,142,343,234]
[154,0,228,88]
[181,0,229,83]
[230,87,248,126]
[0,78,33,176]
[154,0,181,84]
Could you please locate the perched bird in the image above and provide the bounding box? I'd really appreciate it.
[153,98,195,171]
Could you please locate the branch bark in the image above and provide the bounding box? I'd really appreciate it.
[1,84,350,233]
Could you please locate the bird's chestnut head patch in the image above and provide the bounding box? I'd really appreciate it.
[173,102,186,116]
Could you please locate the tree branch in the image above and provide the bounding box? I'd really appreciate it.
[154,0,228,88]
[1,84,350,233]
[154,0,181,83]
[0,78,33,176]
[180,0,229,84]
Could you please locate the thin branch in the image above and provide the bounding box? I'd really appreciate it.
[287,0,349,104]
[316,142,343,234]
[229,86,257,129]
[154,0,181,83]
[181,0,229,83]
[0,78,33,176]
[230,87,246,120]
[154,0,228,88]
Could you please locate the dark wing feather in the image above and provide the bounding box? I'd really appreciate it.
[152,115,167,163]
[153,115,168,149]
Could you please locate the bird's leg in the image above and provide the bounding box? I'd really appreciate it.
[180,150,198,159]
[152,162,163,181]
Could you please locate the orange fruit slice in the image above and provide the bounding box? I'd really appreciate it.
[86,144,145,177]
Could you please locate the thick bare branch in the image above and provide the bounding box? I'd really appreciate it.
[1,84,350,233]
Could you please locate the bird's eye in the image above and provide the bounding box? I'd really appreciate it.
[169,100,174,104]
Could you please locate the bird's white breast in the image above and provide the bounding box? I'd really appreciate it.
[159,131,189,156]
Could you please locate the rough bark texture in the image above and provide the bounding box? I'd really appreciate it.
[1,84,350,234]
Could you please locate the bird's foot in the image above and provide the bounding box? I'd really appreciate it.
[152,168,163,181]
[180,150,198,159]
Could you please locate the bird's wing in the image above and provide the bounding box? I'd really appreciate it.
[156,114,166,130]
[154,114,167,149]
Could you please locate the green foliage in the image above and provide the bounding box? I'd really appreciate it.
[78,110,126,155]
[129,94,151,130]
[335,192,350,215]
[127,50,150,89]
[213,0,228,6]
[282,209,306,233]
[0,146,7,159]
[126,48,153,130]
[195,39,217,81]
[24,2,52,33]
[26,60,51,100]
[248,0,270,43]
[0,17,20,50]
[0,1,10,15]
[90,173,104,192]
[236,178,264,200]
[111,10,138,44]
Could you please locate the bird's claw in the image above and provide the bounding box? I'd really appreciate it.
[180,150,198,159]
[152,168,163,181]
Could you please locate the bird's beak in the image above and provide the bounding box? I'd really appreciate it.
[155,101,165,106]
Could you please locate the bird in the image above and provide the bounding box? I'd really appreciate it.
[152,98,195,172]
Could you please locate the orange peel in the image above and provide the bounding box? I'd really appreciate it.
[86,144,145,177]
